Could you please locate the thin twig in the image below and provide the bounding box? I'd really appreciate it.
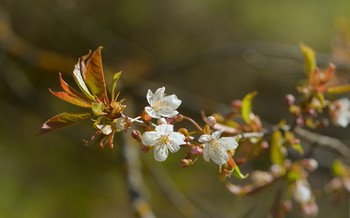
[295,127,350,161]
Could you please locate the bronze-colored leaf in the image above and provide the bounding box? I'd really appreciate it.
[49,89,92,108]
[39,112,92,135]
[58,73,92,103]
[83,47,108,101]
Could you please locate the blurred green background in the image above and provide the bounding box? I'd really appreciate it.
[0,0,350,217]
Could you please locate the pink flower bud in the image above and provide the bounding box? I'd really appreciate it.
[302,158,318,172]
[191,146,203,155]
[204,116,216,127]
[231,100,242,110]
[131,130,142,142]
[285,94,295,106]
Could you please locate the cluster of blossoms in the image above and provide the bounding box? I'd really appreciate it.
[139,87,239,168]
[40,45,350,217]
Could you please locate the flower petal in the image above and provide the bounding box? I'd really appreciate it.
[154,144,169,162]
[167,142,180,153]
[212,130,223,140]
[218,137,238,150]
[198,134,211,143]
[169,132,186,146]
[156,124,173,135]
[203,144,211,162]
[153,87,165,104]
[142,131,161,147]
[210,146,229,166]
[163,94,182,110]
[146,89,154,106]
[145,106,161,119]
[158,109,179,118]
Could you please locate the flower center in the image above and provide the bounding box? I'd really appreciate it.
[153,100,166,111]
[160,135,170,144]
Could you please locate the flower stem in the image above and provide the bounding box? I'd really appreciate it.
[182,115,203,132]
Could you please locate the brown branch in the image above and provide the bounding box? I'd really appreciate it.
[295,127,350,161]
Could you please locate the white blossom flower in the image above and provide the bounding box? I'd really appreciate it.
[145,87,182,119]
[333,98,350,127]
[198,130,238,166]
[141,124,186,162]
[293,182,311,204]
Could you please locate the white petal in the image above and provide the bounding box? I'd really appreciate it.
[146,89,154,106]
[158,109,179,118]
[154,144,169,162]
[218,137,238,150]
[97,124,112,135]
[142,131,161,146]
[153,87,165,103]
[337,114,349,127]
[145,106,161,119]
[198,134,211,143]
[203,144,211,162]
[167,142,180,153]
[212,130,223,140]
[156,124,173,135]
[163,94,182,109]
[169,132,186,146]
[210,146,228,166]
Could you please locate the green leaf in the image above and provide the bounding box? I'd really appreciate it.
[232,164,249,179]
[291,143,304,155]
[83,46,108,100]
[39,112,92,135]
[300,43,316,78]
[91,102,105,116]
[110,71,122,102]
[241,91,257,124]
[270,130,284,165]
[73,61,95,100]
[332,159,346,177]
[49,89,92,108]
[327,84,350,95]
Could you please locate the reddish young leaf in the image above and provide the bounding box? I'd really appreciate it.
[39,112,92,134]
[82,47,108,101]
[49,89,92,108]
[58,72,92,103]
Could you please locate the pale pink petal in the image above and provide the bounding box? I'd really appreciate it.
[145,106,161,119]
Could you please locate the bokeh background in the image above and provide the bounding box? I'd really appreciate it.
[0,0,350,217]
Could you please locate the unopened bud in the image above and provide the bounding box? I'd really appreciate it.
[141,144,150,153]
[204,116,216,127]
[296,116,304,127]
[261,141,269,149]
[285,94,295,106]
[306,108,316,117]
[231,100,242,111]
[302,158,318,172]
[131,130,142,142]
[180,159,193,167]
[191,146,203,155]
[178,128,189,136]
[293,182,311,204]
[301,202,318,217]
[283,200,293,212]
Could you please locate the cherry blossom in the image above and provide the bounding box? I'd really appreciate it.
[141,124,186,161]
[198,130,238,166]
[145,87,182,119]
